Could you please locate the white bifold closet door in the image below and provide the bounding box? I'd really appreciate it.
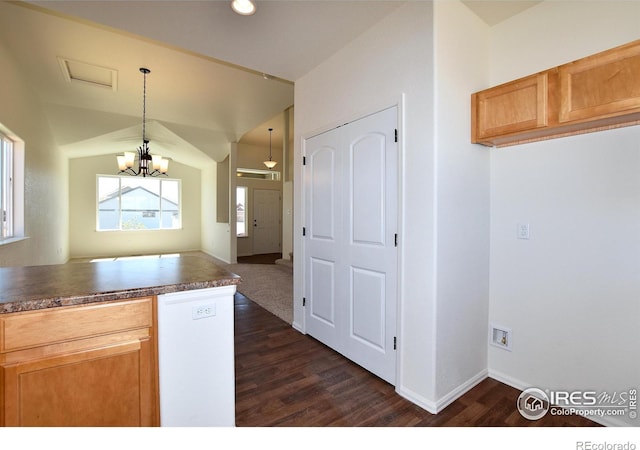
[304,106,398,384]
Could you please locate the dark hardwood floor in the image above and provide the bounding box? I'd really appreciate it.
[237,253,282,264]
[233,293,598,427]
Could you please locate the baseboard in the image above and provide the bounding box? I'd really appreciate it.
[200,249,231,265]
[395,385,438,414]
[435,369,488,412]
[291,320,304,334]
[488,369,629,427]
[396,368,488,415]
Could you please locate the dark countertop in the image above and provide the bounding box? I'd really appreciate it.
[0,255,241,314]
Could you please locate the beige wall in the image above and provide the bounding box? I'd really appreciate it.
[282,107,294,261]
[202,153,234,264]
[236,141,284,257]
[236,142,283,170]
[0,38,68,267]
[69,154,202,259]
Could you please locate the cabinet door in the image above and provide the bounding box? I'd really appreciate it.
[472,72,548,142]
[559,40,640,123]
[1,338,155,427]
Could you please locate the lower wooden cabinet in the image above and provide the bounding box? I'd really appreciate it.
[0,298,158,427]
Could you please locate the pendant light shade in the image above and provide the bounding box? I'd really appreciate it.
[263,127,277,169]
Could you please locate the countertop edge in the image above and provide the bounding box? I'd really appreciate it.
[0,278,241,314]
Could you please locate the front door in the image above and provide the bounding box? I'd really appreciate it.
[252,189,281,255]
[304,106,398,384]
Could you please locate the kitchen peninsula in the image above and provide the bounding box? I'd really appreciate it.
[0,255,240,427]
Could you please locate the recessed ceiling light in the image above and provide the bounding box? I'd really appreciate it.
[231,0,256,16]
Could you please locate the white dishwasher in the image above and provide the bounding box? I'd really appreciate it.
[157,285,236,426]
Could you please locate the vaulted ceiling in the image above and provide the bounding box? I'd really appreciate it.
[0,1,541,168]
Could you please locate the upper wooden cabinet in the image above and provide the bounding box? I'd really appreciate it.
[472,40,640,147]
[472,72,549,143]
[559,41,640,123]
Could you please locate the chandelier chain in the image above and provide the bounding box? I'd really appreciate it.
[142,69,147,142]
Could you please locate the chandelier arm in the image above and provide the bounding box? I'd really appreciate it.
[119,167,139,176]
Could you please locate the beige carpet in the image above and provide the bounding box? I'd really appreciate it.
[225,262,293,324]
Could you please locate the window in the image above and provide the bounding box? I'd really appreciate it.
[236,168,280,181]
[1,132,14,240]
[97,175,181,231]
[236,186,248,237]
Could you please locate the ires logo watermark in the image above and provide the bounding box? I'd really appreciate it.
[517,387,637,420]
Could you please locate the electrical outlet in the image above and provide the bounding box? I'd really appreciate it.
[517,223,530,240]
[192,303,216,320]
[490,324,512,351]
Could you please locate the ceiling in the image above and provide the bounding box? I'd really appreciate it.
[462,1,541,27]
[0,1,541,168]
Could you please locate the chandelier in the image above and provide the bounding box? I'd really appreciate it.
[117,68,169,177]
[263,127,277,169]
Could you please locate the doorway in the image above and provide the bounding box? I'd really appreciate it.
[252,189,282,255]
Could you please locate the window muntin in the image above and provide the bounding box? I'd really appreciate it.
[97,175,181,231]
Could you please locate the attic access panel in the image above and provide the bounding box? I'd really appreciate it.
[58,57,118,91]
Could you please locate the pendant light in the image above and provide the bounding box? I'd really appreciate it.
[116,68,169,177]
[263,127,277,169]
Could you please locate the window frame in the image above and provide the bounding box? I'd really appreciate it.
[1,133,14,239]
[96,174,182,232]
[0,130,24,245]
[236,185,248,237]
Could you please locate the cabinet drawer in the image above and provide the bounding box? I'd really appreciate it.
[0,298,153,353]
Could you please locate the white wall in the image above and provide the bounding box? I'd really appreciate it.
[295,2,440,408]
[489,1,640,85]
[68,154,202,259]
[433,0,491,404]
[0,38,68,267]
[488,1,640,426]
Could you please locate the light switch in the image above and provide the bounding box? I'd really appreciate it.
[517,223,530,240]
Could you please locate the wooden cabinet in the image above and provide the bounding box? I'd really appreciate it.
[559,40,640,123]
[472,39,640,147]
[0,298,158,427]
[472,72,550,143]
